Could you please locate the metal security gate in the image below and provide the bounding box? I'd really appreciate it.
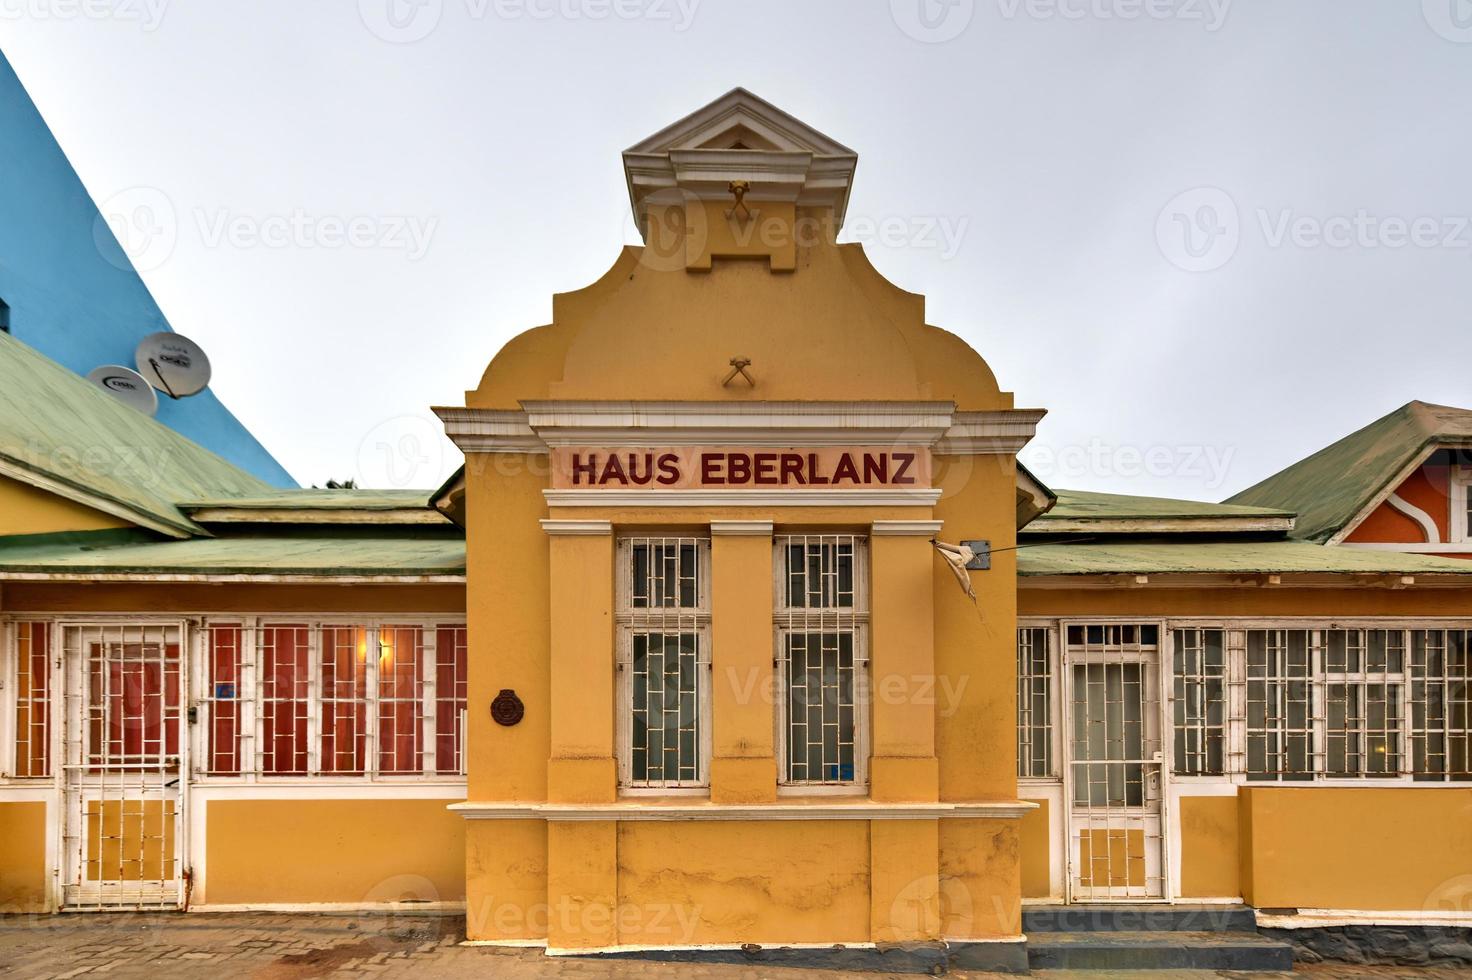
[60,623,187,910]
[1063,623,1167,901]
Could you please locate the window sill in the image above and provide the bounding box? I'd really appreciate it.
[449,799,1038,821]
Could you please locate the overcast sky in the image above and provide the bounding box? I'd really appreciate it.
[1,1,1468,498]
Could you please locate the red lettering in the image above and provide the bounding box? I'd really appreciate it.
[625,453,653,486]
[779,453,806,485]
[600,454,628,485]
[572,453,598,486]
[753,453,778,485]
[656,453,680,486]
[727,453,752,485]
[701,453,725,485]
[832,453,860,485]
[892,453,917,485]
[807,452,829,484]
[862,453,887,484]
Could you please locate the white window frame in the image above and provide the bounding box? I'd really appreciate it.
[774,533,870,795]
[615,536,712,796]
[1451,465,1472,544]
[189,617,468,784]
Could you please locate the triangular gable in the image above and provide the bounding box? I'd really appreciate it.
[1226,401,1472,543]
[625,87,857,158]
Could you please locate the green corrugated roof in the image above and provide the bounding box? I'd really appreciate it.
[1037,489,1293,522]
[0,532,465,578]
[1227,401,1472,543]
[0,333,272,536]
[1018,540,1472,577]
[179,489,434,511]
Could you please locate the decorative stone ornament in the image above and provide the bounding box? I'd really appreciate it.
[490,689,524,727]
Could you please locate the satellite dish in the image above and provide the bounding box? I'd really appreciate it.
[135,331,211,398]
[88,365,159,416]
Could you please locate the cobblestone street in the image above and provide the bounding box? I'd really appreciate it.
[1,913,1470,980]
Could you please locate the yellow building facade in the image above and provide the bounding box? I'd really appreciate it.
[2,88,1472,972]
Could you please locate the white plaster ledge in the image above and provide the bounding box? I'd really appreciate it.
[448,800,1037,821]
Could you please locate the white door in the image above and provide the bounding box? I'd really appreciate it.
[61,623,188,910]
[1063,622,1167,902]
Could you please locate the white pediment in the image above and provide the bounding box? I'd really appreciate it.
[622,88,859,230]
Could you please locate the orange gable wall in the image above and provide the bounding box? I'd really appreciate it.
[1345,458,1450,544]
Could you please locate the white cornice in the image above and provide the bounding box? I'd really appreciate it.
[539,519,613,536]
[871,520,944,536]
[545,489,942,509]
[448,800,1037,822]
[710,520,774,536]
[437,401,1044,455]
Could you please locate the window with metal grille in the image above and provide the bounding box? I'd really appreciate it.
[775,534,869,789]
[1172,628,1225,775]
[616,537,710,791]
[1453,465,1472,544]
[8,622,51,777]
[201,620,467,780]
[1017,627,1053,778]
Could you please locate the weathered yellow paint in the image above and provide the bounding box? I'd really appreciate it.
[205,799,464,905]
[871,819,940,941]
[1179,795,1239,899]
[546,821,618,949]
[85,799,174,882]
[939,819,1022,938]
[0,801,48,912]
[616,821,870,945]
[1078,829,1145,889]
[0,473,131,536]
[546,532,616,804]
[1238,788,1472,911]
[710,530,776,803]
[464,819,546,942]
[1019,797,1051,899]
[3,582,465,614]
[870,534,938,803]
[1020,587,1472,619]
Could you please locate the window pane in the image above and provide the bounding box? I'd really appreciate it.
[1017,628,1053,778]
[783,631,857,783]
[13,622,51,778]
[1173,628,1225,776]
[377,627,424,774]
[785,541,855,609]
[632,541,700,609]
[261,625,310,775]
[434,626,469,775]
[1245,630,1314,781]
[206,625,244,775]
[629,632,701,785]
[320,626,369,775]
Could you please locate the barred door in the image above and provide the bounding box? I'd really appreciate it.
[1063,623,1166,901]
[61,623,187,910]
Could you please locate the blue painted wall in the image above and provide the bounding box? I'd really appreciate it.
[0,47,294,487]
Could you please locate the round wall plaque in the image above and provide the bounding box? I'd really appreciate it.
[491,689,524,727]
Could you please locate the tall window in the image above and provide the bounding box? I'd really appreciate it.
[1017,627,1053,778]
[775,534,869,789]
[1173,628,1226,775]
[616,536,710,791]
[9,622,51,777]
[202,621,467,779]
